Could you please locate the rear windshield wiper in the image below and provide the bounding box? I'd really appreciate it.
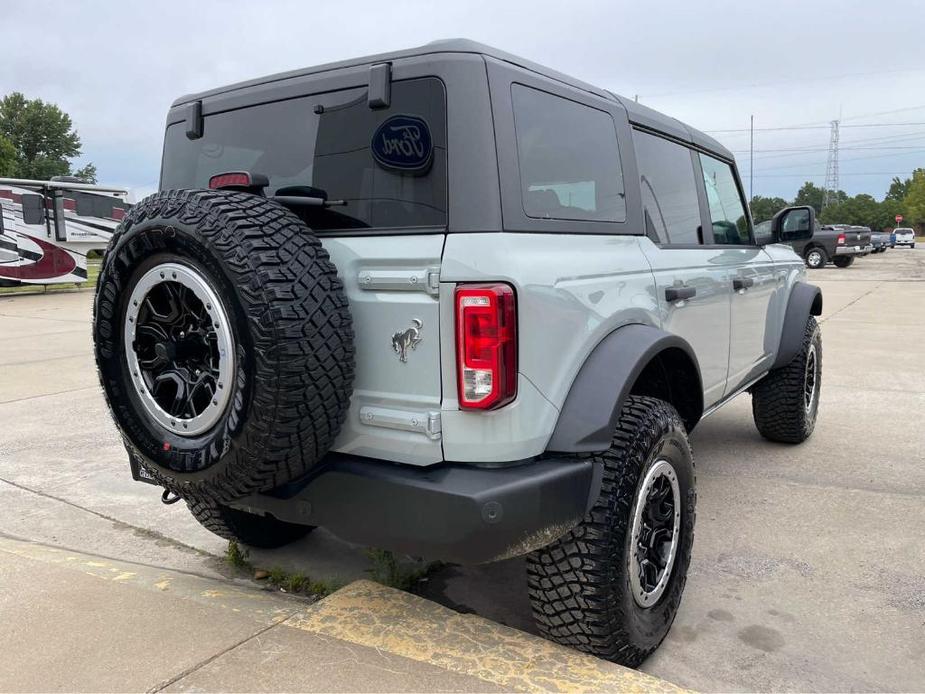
[271,185,347,208]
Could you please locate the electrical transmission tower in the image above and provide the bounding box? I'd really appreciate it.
[823,120,840,208]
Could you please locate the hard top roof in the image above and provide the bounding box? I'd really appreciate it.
[171,39,732,160]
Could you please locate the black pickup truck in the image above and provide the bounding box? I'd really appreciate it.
[756,221,872,268]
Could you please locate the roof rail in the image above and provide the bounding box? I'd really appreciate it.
[0,177,128,195]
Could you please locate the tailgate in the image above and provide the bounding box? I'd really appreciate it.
[322,234,445,466]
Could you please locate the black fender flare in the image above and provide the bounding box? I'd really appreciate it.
[546,324,703,454]
[772,282,822,369]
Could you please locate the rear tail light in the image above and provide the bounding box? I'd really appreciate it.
[837,233,846,245]
[455,284,517,410]
[208,171,269,193]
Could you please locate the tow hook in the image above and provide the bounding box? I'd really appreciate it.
[161,489,182,505]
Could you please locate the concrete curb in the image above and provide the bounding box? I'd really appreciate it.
[0,536,688,693]
[287,580,689,693]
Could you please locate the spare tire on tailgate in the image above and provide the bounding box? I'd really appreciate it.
[93,189,355,503]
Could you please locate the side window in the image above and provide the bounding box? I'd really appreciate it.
[698,153,751,245]
[632,131,702,245]
[511,84,625,223]
[21,193,46,226]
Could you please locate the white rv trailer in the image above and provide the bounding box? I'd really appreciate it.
[0,177,129,285]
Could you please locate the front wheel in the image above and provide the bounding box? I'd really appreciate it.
[752,316,821,443]
[833,256,855,268]
[526,396,696,667]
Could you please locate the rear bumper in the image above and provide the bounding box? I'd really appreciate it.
[835,244,871,256]
[228,454,602,564]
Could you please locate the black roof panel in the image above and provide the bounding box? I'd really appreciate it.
[172,38,732,160]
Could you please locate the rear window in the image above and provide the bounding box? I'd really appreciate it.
[160,78,447,231]
[511,84,625,223]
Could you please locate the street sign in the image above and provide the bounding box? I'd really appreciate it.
[895,214,904,223]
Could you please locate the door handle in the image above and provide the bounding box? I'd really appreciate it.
[733,277,755,291]
[665,286,696,302]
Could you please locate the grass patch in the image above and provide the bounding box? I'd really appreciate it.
[225,540,252,571]
[262,565,343,597]
[365,548,441,591]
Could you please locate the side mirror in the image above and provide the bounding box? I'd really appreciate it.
[771,205,815,244]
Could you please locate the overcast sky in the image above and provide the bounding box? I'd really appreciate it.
[4,0,924,202]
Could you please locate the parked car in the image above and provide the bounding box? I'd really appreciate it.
[787,222,871,268]
[893,227,916,248]
[869,229,890,253]
[92,40,824,667]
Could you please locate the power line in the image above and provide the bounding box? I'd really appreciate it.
[637,67,925,100]
[706,121,925,134]
[752,171,917,178]
[733,145,925,154]
[740,148,925,173]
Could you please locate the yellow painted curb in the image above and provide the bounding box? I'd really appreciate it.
[287,579,689,694]
[0,535,296,625]
[1,536,689,692]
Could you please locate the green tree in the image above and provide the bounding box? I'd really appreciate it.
[872,198,905,231]
[73,162,97,184]
[795,181,848,214]
[749,195,789,223]
[0,92,94,181]
[886,176,910,202]
[0,135,16,176]
[793,182,825,214]
[903,169,925,228]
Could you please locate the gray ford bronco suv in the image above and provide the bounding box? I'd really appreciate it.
[93,40,823,665]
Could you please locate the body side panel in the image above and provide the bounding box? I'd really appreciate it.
[546,324,702,452]
[439,232,659,461]
[725,247,781,393]
[636,237,734,408]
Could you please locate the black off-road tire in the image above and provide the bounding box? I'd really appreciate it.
[832,256,854,268]
[526,396,696,667]
[804,246,827,269]
[751,316,821,443]
[187,499,313,549]
[94,189,355,503]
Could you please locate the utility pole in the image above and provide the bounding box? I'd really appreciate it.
[823,119,840,208]
[749,115,754,201]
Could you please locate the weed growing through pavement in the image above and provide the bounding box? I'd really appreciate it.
[225,540,252,571]
[365,548,442,590]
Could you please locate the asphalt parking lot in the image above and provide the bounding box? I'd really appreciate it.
[1,247,923,691]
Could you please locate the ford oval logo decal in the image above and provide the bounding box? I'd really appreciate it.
[371,115,433,174]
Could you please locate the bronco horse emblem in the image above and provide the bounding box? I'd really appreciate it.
[391,319,423,363]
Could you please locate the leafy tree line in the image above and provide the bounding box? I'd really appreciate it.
[750,172,925,232]
[0,92,96,183]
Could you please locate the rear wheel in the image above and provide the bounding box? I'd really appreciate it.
[833,256,854,268]
[526,396,696,667]
[804,247,827,269]
[188,499,313,549]
[752,316,821,443]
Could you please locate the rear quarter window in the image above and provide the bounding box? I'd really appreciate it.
[511,84,625,223]
[160,77,447,231]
